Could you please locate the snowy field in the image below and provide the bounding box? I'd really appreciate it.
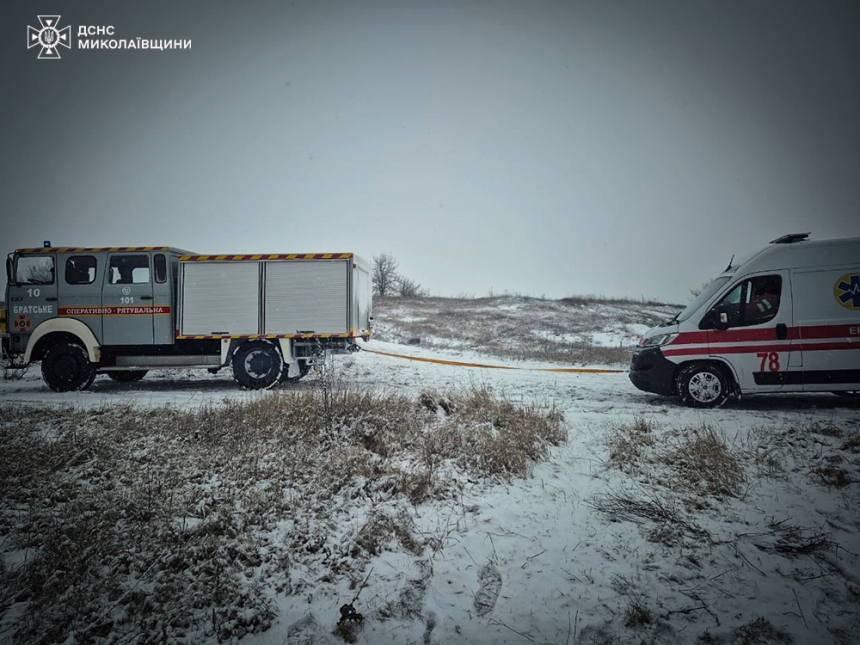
[1,297,859,645]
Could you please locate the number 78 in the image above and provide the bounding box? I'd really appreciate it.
[756,352,780,372]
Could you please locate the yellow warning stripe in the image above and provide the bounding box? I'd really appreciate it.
[17,246,173,253]
[178,253,353,261]
[175,333,358,340]
[362,348,624,373]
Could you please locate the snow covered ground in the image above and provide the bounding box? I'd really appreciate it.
[1,297,859,644]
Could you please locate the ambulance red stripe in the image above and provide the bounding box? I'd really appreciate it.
[663,340,859,357]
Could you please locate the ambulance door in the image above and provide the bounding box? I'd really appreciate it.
[102,253,154,345]
[57,253,103,342]
[702,271,796,393]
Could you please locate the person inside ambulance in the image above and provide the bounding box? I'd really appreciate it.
[708,275,782,329]
[745,276,781,324]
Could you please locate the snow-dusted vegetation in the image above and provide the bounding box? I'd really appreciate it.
[1,295,858,645]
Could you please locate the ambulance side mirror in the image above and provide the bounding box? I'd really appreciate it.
[706,305,730,331]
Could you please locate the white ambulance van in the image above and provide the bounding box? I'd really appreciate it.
[629,233,860,407]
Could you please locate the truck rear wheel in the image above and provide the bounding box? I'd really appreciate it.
[675,362,733,408]
[232,340,283,390]
[42,342,96,392]
[108,370,148,383]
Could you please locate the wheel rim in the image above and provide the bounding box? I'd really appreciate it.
[54,354,79,382]
[688,371,722,403]
[243,349,273,380]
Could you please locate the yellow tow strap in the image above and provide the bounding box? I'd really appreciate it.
[361,348,624,374]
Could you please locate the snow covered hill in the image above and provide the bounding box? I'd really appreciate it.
[372,294,679,366]
[1,295,859,645]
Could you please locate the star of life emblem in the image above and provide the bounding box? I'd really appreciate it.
[27,16,71,59]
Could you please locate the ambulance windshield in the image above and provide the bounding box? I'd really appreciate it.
[675,276,731,323]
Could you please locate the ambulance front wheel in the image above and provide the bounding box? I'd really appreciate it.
[675,362,733,408]
[41,341,96,392]
[232,340,283,390]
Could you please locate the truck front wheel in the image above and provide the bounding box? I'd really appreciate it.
[675,362,733,408]
[42,342,96,392]
[232,340,283,390]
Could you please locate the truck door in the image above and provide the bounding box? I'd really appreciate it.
[102,253,154,345]
[57,253,103,342]
[6,253,58,347]
[151,253,175,345]
[702,271,797,392]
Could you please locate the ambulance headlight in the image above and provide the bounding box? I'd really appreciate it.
[641,333,678,348]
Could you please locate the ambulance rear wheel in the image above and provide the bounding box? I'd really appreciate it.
[108,370,148,383]
[676,362,732,408]
[232,340,283,390]
[42,342,96,393]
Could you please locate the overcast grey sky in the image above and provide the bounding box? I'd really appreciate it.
[2,0,858,303]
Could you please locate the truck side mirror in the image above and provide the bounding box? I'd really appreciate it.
[5,257,17,287]
[714,311,730,331]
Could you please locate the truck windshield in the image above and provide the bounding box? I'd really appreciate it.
[675,276,731,323]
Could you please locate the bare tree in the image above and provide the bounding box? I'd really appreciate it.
[372,253,399,296]
[396,276,428,298]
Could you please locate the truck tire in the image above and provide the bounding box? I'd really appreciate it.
[675,362,733,408]
[232,340,283,390]
[279,360,311,384]
[42,342,96,392]
[107,370,148,383]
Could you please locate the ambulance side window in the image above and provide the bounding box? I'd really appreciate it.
[65,256,97,285]
[16,256,54,285]
[109,255,150,284]
[709,275,782,328]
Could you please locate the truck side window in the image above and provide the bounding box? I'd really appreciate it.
[65,256,97,285]
[154,254,167,284]
[16,255,54,284]
[109,255,150,284]
[711,275,782,328]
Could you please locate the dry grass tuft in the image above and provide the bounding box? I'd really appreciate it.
[812,457,853,488]
[733,617,793,644]
[662,424,744,498]
[588,490,710,547]
[606,416,655,474]
[841,432,860,453]
[624,600,653,628]
[807,422,843,438]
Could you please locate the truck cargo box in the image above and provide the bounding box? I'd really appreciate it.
[177,253,372,340]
